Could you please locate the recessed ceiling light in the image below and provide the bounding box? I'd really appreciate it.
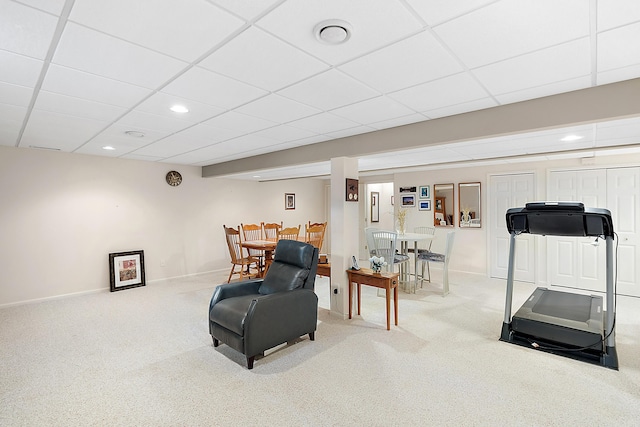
[314,19,352,45]
[102,146,115,150]
[125,130,145,138]
[170,104,189,113]
[252,175,261,178]
[560,135,583,142]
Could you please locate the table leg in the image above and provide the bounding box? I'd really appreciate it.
[385,284,391,330]
[394,283,398,326]
[348,280,353,319]
[261,250,274,277]
[357,283,361,315]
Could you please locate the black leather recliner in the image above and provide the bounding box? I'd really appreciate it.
[209,239,319,369]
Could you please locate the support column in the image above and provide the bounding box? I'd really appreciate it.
[329,157,359,318]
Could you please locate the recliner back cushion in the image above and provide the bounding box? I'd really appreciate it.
[258,240,314,295]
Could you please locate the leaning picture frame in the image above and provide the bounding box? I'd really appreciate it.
[419,185,430,199]
[109,250,145,292]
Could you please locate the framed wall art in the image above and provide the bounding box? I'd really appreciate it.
[401,194,416,207]
[285,193,295,210]
[418,200,431,211]
[419,185,430,199]
[109,250,145,292]
[371,191,379,222]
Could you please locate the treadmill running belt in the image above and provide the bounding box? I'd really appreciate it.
[533,290,592,322]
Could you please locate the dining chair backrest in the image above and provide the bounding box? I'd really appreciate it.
[224,225,246,264]
[371,230,399,271]
[241,223,263,259]
[414,226,436,251]
[305,222,326,250]
[278,225,301,241]
[262,222,283,241]
[242,223,262,241]
[365,227,379,257]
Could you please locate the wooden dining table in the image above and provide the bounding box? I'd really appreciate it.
[242,237,308,277]
[241,239,278,277]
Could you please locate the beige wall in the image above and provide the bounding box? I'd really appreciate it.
[0,146,325,306]
[393,153,640,275]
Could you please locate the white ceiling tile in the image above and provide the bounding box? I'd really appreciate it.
[0,103,26,145]
[277,69,379,111]
[435,0,590,68]
[203,111,276,134]
[33,91,127,121]
[131,124,243,158]
[69,0,245,62]
[0,1,58,59]
[597,0,640,32]
[211,0,282,21]
[253,125,317,143]
[74,137,147,157]
[20,109,108,150]
[0,81,34,107]
[404,0,496,26]
[135,92,225,124]
[288,112,361,134]
[330,96,416,125]
[200,26,328,91]
[14,0,66,15]
[0,50,42,87]
[597,22,640,72]
[389,73,488,112]
[325,125,375,139]
[235,94,321,123]
[52,23,187,89]
[162,66,267,110]
[42,64,152,107]
[368,113,428,131]
[256,0,423,64]
[0,102,28,124]
[494,76,592,106]
[339,31,464,94]
[474,38,591,96]
[89,122,168,147]
[424,97,497,119]
[597,63,640,85]
[117,110,192,135]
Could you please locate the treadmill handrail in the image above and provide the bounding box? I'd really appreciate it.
[505,204,614,237]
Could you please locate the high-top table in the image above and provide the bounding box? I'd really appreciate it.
[396,232,434,293]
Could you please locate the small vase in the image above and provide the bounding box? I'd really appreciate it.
[372,266,381,274]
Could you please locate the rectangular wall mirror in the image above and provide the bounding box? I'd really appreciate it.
[434,183,454,227]
[459,182,481,228]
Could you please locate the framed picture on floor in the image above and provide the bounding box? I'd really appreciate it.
[109,250,145,292]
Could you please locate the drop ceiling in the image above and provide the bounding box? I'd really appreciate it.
[2,0,640,181]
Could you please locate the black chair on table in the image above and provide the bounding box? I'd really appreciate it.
[208,239,319,369]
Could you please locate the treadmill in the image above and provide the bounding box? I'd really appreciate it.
[500,202,618,370]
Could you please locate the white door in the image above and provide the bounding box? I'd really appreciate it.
[489,173,536,281]
[607,167,640,297]
[547,169,607,292]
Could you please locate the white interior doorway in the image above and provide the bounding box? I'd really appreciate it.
[360,182,394,260]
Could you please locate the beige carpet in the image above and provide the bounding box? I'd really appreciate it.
[1,269,640,426]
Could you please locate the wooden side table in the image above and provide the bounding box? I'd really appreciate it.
[346,268,399,330]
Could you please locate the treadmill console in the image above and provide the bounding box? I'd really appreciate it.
[505,201,613,237]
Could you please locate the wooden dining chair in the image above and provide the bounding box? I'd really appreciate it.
[305,222,326,251]
[223,225,260,283]
[278,225,301,241]
[262,222,282,241]
[241,223,264,273]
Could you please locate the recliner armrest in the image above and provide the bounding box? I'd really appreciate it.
[209,279,263,310]
[244,289,318,356]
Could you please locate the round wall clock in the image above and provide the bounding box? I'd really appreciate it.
[165,171,182,187]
